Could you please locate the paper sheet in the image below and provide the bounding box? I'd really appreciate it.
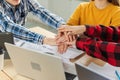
[88,63,120,80]
[15,39,84,59]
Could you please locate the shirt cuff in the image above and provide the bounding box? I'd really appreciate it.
[76,37,86,50]
[57,21,66,28]
[38,36,46,45]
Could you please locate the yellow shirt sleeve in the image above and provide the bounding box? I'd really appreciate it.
[67,4,81,25]
[111,8,120,27]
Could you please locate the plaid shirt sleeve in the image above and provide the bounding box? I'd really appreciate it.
[84,25,120,42]
[76,25,120,66]
[0,11,45,44]
[28,0,65,29]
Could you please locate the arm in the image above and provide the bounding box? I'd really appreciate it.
[76,37,120,66]
[0,10,45,44]
[58,25,120,42]
[28,0,65,28]
[110,8,120,27]
[84,25,120,42]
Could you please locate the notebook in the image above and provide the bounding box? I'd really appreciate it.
[5,43,76,80]
[75,63,111,80]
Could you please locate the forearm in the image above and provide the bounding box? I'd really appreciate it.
[43,37,57,45]
[76,37,120,66]
[84,25,120,42]
[0,12,45,44]
[28,0,65,28]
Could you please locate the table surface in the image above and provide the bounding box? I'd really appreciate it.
[0,27,106,80]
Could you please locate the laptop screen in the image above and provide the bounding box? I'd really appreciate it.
[75,63,110,80]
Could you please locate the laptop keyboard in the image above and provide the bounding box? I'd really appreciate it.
[65,72,76,80]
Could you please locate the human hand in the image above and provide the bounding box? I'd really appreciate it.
[43,37,57,45]
[56,34,76,53]
[55,34,68,53]
[57,25,70,37]
[57,43,68,54]
[65,39,76,46]
[55,34,67,44]
[56,24,79,53]
[57,37,76,54]
[58,25,86,35]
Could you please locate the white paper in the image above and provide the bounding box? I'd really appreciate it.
[62,58,77,74]
[88,63,120,80]
[15,40,84,59]
[41,44,84,59]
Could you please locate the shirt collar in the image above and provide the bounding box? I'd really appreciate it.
[3,0,23,11]
[3,0,15,10]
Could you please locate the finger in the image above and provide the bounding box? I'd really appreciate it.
[68,45,73,48]
[57,44,62,53]
[68,35,73,42]
[55,36,61,43]
[67,31,73,35]
[56,36,67,44]
[57,45,61,53]
[57,44,64,54]
[72,35,76,40]
[60,44,65,54]
[65,40,75,45]
[67,32,75,42]
[64,32,69,42]
[58,27,71,32]
[57,31,64,37]
[58,26,66,31]
[63,44,68,53]
[65,41,71,45]
[55,32,64,42]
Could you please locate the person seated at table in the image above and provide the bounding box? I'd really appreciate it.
[0,0,65,45]
[58,25,120,66]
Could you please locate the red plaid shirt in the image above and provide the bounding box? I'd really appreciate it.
[76,25,120,66]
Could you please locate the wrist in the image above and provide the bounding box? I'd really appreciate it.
[81,25,86,32]
[43,37,47,44]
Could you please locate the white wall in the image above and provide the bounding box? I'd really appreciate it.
[30,0,88,21]
[26,0,88,28]
[37,0,48,8]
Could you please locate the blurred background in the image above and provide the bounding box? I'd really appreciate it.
[25,0,89,33]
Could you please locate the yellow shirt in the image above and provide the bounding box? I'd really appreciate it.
[67,1,120,27]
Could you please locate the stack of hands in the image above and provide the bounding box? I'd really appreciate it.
[43,25,86,54]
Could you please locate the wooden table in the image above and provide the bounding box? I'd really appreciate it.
[0,60,31,80]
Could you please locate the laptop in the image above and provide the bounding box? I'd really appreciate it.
[5,43,76,80]
[75,63,111,80]
[0,32,14,59]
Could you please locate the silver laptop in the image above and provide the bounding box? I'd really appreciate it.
[75,63,111,80]
[5,43,66,80]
